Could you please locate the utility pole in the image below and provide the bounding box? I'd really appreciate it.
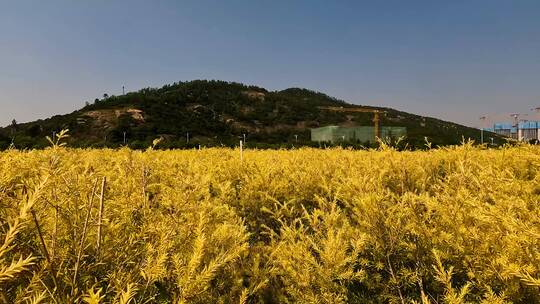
[479,116,486,145]
[242,133,246,144]
[123,132,126,144]
[122,85,125,95]
[186,132,189,144]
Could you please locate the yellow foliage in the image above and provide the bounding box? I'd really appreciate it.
[0,142,539,303]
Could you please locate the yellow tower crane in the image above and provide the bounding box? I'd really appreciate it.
[317,106,385,139]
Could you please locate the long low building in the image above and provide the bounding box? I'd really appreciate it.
[311,126,406,143]
[488,121,540,141]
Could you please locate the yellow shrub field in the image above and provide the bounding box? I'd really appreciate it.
[1,141,539,303]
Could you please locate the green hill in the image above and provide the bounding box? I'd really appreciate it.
[0,80,501,149]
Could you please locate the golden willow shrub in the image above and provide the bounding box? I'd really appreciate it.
[0,140,539,303]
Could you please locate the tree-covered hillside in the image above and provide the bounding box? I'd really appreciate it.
[0,80,501,149]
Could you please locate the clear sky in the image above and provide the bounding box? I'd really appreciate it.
[1,0,540,127]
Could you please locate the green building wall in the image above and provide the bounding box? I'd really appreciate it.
[311,126,406,143]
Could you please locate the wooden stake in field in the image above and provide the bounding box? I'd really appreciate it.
[31,210,50,264]
[96,177,106,256]
[73,178,98,287]
[31,209,58,288]
[52,206,58,261]
[240,140,243,162]
[142,166,147,208]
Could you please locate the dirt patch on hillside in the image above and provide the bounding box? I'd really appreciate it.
[242,90,265,101]
[81,108,145,129]
[125,109,144,121]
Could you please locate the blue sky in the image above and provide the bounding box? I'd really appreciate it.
[1,0,540,127]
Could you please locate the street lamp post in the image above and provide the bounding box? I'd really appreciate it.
[479,116,486,145]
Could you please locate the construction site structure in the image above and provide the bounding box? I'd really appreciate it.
[313,106,406,143]
[489,121,540,141]
[317,106,383,138]
[311,125,406,143]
